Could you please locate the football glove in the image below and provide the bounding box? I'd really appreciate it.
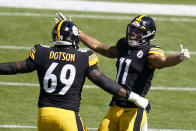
[179,44,190,60]
[128,91,149,109]
[54,12,71,23]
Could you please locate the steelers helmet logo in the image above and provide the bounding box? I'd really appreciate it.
[72,26,79,36]
[137,50,143,58]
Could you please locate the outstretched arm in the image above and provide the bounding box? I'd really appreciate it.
[0,58,35,75]
[148,44,190,69]
[87,69,149,109]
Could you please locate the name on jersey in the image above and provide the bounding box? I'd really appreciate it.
[49,51,75,62]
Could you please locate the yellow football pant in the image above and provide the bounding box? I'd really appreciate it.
[37,107,87,131]
[98,105,147,131]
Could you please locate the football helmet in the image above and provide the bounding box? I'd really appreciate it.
[126,15,156,47]
[52,20,80,49]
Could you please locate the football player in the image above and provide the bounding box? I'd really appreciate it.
[55,13,190,131]
[0,17,150,131]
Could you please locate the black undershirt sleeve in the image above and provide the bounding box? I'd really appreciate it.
[0,57,36,75]
[0,62,17,75]
[95,73,121,96]
[25,57,36,72]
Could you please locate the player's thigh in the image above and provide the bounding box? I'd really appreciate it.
[37,107,86,131]
[120,108,147,131]
[98,117,118,131]
[98,105,124,131]
[60,112,86,131]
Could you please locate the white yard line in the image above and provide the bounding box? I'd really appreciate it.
[0,81,195,91]
[0,125,195,131]
[0,45,195,55]
[1,12,196,22]
[0,0,196,17]
[0,125,36,128]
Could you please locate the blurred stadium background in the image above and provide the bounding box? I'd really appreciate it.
[0,0,196,131]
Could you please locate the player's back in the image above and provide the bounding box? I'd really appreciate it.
[29,44,98,112]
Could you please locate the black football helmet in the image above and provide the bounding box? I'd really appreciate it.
[52,20,80,49]
[126,15,156,47]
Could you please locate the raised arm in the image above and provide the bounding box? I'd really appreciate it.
[80,32,118,58]
[87,68,150,110]
[148,44,190,69]
[54,12,118,58]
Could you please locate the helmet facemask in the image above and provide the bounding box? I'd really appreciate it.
[127,25,147,47]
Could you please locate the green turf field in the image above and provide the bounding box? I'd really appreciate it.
[93,0,196,4]
[0,0,196,130]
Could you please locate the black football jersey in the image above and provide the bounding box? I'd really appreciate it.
[110,38,164,108]
[29,44,98,112]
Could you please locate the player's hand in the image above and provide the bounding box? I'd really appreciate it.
[54,12,81,33]
[128,92,149,109]
[179,44,190,60]
[54,12,71,23]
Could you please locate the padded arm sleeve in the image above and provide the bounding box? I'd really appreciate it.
[25,57,36,72]
[0,62,17,75]
[95,74,121,96]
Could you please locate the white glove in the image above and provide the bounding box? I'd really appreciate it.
[128,92,149,109]
[54,12,71,23]
[179,44,190,60]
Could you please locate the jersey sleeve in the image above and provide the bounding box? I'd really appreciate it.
[148,45,164,56]
[29,45,37,61]
[27,44,41,71]
[115,37,128,57]
[86,50,99,73]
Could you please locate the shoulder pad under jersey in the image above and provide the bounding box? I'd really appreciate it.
[148,45,164,56]
[87,50,98,67]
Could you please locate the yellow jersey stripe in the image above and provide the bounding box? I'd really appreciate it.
[31,47,36,54]
[89,53,96,60]
[32,47,36,51]
[136,15,146,23]
[29,50,35,60]
[29,46,36,60]
[149,51,164,56]
[88,53,98,66]
[150,48,164,54]
[57,20,65,41]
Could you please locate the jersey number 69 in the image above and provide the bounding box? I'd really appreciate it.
[43,62,76,95]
